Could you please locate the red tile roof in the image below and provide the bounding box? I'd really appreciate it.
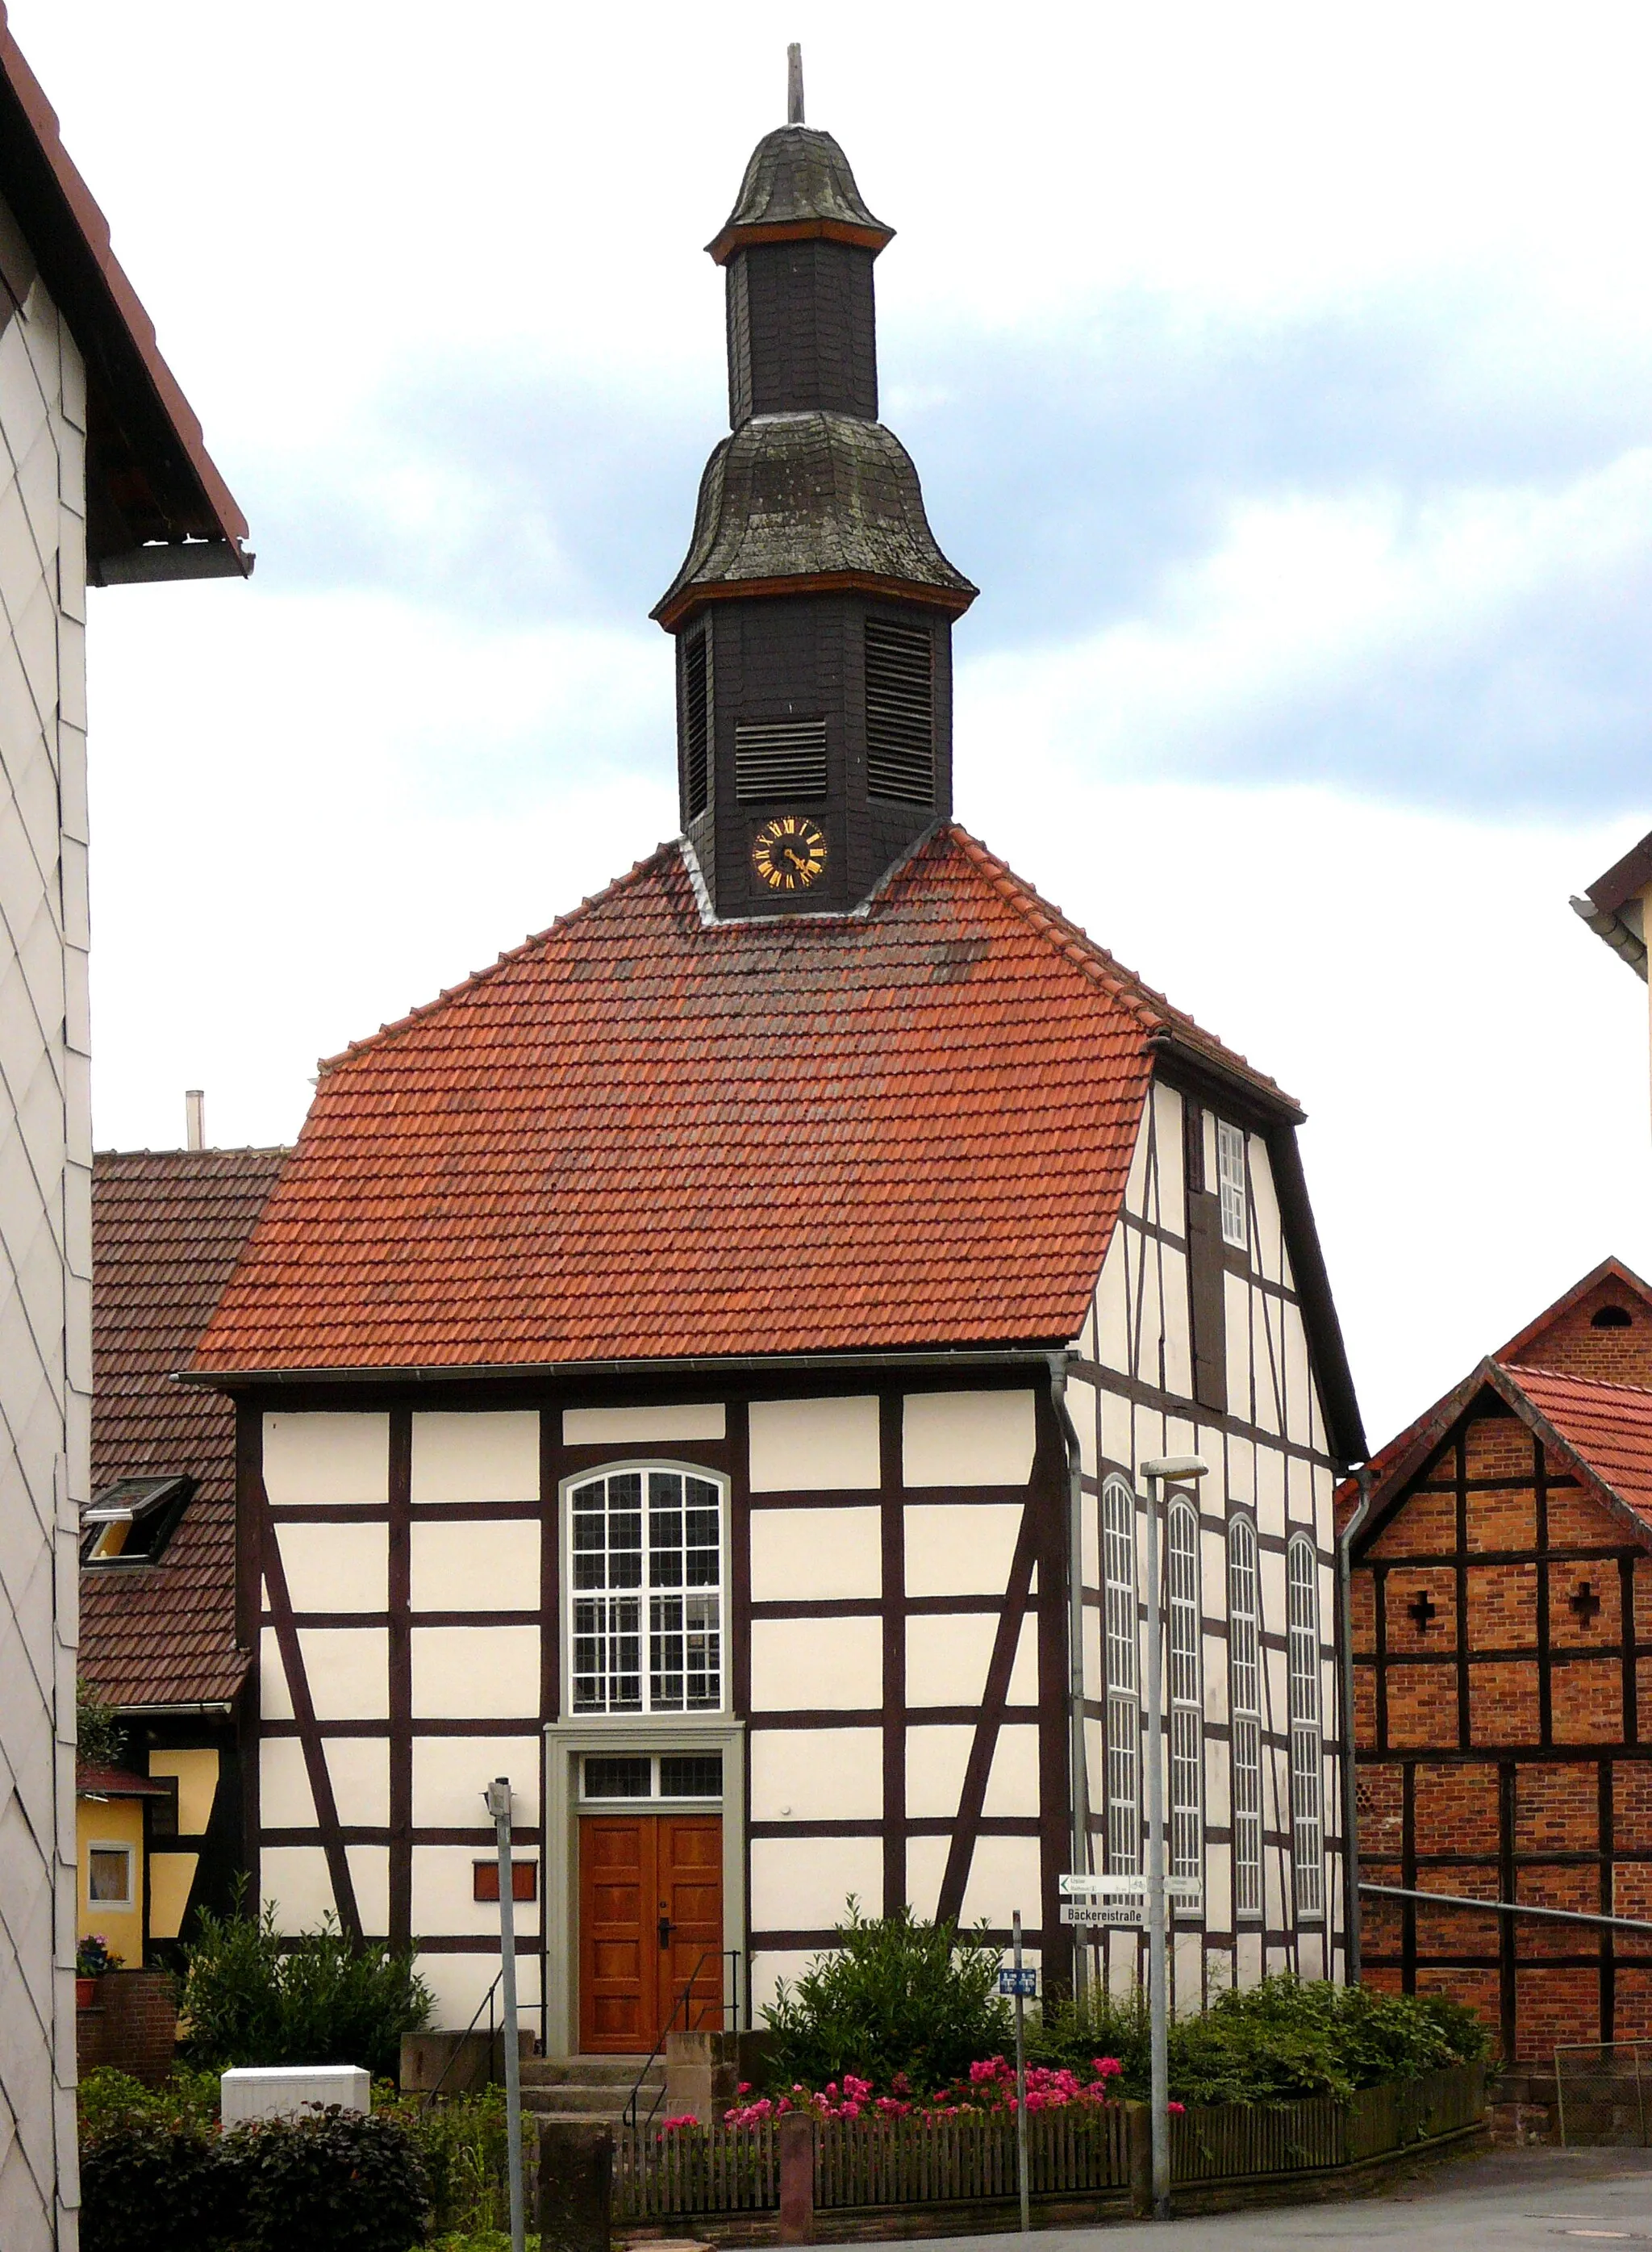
[84,1148,286,1707]
[195,825,1294,1376]
[1506,1363,1652,1539]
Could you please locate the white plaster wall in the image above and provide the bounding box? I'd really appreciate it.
[417,1949,543,2032]
[751,1728,881,1822]
[561,1402,724,1446]
[413,1736,542,1828]
[411,1410,540,1502]
[0,225,88,2252]
[904,1721,1038,1817]
[749,1396,879,1491]
[749,1615,881,1710]
[263,1845,336,1932]
[957,1835,1042,1929]
[260,1739,317,1829]
[345,1845,391,1937]
[298,1628,390,1721]
[748,1949,813,2015]
[902,1391,1037,1487]
[749,1506,881,1602]
[409,1520,540,1611]
[750,1835,881,1930]
[263,1414,389,1506]
[905,1611,1037,1708]
[276,1522,389,1612]
[327,1739,390,1828]
[412,1842,541,1936]
[411,1626,540,1719]
[903,1503,1021,1598]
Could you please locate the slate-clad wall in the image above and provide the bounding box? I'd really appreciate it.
[1067,1077,1347,2008]
[726,240,878,424]
[0,194,89,2252]
[689,592,952,917]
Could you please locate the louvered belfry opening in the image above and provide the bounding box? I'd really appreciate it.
[865,616,934,804]
[656,105,976,915]
[735,717,828,800]
[682,630,711,819]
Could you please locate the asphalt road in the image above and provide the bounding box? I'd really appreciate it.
[810,2147,1652,2252]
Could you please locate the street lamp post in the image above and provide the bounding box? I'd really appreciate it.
[1138,1455,1208,2223]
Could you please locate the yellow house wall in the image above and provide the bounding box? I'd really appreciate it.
[77,1796,144,1966]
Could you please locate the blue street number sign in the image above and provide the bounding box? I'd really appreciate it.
[999,1967,1037,1999]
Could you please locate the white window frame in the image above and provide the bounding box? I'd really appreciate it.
[1287,1534,1325,1921]
[1102,1473,1141,1875]
[1166,1499,1203,1882]
[1227,1515,1262,1918]
[564,1461,727,1717]
[86,1840,134,1909]
[1216,1120,1248,1251]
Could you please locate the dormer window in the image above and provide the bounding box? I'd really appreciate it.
[1216,1120,1248,1251]
[81,1476,190,1565]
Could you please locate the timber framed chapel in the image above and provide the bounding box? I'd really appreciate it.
[190,77,1367,2057]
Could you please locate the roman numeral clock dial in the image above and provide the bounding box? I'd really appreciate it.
[751,815,827,892]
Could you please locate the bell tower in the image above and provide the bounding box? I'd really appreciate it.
[653,52,976,917]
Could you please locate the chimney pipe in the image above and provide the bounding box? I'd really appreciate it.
[185,1090,205,1151]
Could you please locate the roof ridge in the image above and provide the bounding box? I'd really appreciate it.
[1500,1358,1652,1402]
[946,823,1288,1098]
[317,839,684,1074]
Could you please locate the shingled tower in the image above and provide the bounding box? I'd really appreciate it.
[653,57,976,916]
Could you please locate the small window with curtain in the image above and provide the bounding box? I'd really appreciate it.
[1287,1535,1325,1920]
[1166,1500,1203,1881]
[569,1468,724,1714]
[1101,1473,1140,1875]
[1227,1515,1262,1917]
[1216,1122,1248,1251]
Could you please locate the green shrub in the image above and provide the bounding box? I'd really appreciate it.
[77,1678,125,1769]
[78,2065,220,2136]
[179,1884,431,2081]
[374,2083,510,2236]
[761,1899,1012,2095]
[1031,1975,1491,2106]
[226,2106,431,2252]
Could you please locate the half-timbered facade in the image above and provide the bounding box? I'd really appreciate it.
[187,86,1363,2056]
[1350,1258,1652,2063]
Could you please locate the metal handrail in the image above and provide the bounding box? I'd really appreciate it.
[624,1949,743,2132]
[419,1970,503,2109]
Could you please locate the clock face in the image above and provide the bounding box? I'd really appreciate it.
[752,815,828,893]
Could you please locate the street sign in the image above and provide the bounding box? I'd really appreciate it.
[1060,1874,1203,1903]
[1061,1903,1141,1928]
[999,1966,1037,1998]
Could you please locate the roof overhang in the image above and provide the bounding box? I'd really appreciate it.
[1573,825,1652,983]
[0,4,252,581]
[182,1342,1072,1393]
[707,215,894,265]
[652,566,978,634]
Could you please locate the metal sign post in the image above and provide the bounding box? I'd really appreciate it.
[485,1778,525,2252]
[1138,1456,1207,2224]
[999,1922,1036,2234]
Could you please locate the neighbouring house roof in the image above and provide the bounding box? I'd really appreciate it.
[192,825,1350,1396]
[0,2,250,580]
[82,1147,286,1709]
[1511,1364,1652,1537]
[76,1764,170,1799]
[1571,825,1652,981]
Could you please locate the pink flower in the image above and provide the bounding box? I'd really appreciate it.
[1167,2102,1185,2116]
[661,2114,701,2133]
[736,2082,752,2095]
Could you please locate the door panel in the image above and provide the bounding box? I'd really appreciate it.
[579,1812,722,2052]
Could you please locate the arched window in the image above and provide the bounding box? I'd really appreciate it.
[569,1467,723,1714]
[1227,1516,1262,1917]
[1102,1473,1140,1874]
[1167,1501,1203,1880]
[1287,1535,1325,1919]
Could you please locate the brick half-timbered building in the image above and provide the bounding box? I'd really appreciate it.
[185,84,1365,2058]
[1350,1257,1652,2063]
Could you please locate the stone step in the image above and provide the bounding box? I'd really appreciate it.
[523,2083,657,2117]
[523,2056,658,2087]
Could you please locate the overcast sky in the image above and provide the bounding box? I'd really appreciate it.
[17,0,1652,1444]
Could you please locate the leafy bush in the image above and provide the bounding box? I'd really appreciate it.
[180,1885,431,2081]
[761,1899,1012,2095]
[77,1677,125,1769]
[1031,1975,1491,2106]
[228,2106,431,2252]
[79,2066,220,2136]
[374,2083,510,2236]
[80,2112,227,2252]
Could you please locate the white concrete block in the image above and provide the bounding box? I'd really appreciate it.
[221,2065,370,2124]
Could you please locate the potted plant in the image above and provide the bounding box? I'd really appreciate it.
[76,1934,122,2007]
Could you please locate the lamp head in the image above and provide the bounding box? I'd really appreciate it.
[1141,1456,1209,1482]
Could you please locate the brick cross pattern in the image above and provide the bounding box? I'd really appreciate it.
[1570,1582,1603,1627]
[1408,1590,1438,1633]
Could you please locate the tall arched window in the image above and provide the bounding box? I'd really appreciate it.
[1227,1515,1262,1917]
[1167,1501,1203,1880]
[1287,1535,1325,1919]
[1102,1473,1140,1874]
[569,1467,724,1713]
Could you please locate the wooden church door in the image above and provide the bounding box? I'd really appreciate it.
[578,1814,723,2053]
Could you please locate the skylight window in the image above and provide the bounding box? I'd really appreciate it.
[82,1476,190,1565]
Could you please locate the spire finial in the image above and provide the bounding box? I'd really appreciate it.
[786,43,804,125]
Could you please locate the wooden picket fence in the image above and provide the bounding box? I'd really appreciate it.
[611,2061,1485,2221]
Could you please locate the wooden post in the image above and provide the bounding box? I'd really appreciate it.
[1126,2100,1152,2218]
[537,2121,612,2252]
[778,2111,814,2244]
